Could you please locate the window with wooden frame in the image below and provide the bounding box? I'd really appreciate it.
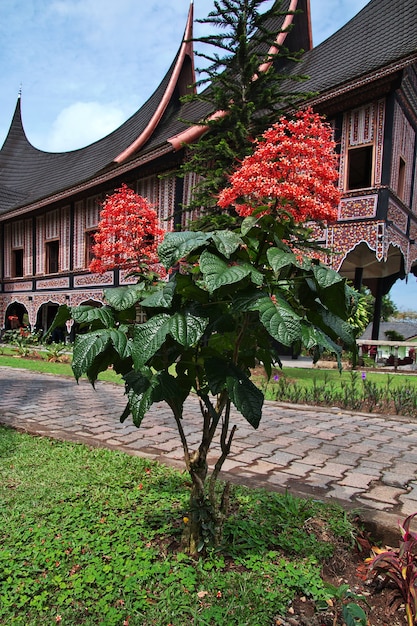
[347,145,373,190]
[12,249,24,277]
[397,157,406,202]
[46,240,59,274]
[85,230,97,268]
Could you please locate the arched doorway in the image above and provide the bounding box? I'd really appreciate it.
[35,301,63,340]
[4,302,29,331]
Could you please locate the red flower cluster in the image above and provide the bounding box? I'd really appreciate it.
[89,184,165,275]
[217,108,340,223]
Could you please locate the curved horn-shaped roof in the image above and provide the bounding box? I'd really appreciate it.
[0,3,195,216]
[114,2,195,163]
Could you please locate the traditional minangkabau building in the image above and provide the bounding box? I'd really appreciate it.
[0,0,416,338]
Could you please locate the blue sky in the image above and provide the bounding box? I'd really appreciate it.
[0,0,415,310]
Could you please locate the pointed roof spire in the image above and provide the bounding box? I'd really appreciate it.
[1,94,33,153]
[114,1,195,163]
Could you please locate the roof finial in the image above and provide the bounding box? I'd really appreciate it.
[18,83,22,99]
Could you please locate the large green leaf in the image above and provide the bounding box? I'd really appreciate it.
[169,312,209,346]
[205,358,263,428]
[123,369,154,426]
[308,304,356,347]
[140,280,176,309]
[107,329,130,358]
[231,289,264,312]
[124,368,153,396]
[103,284,147,311]
[126,387,154,427]
[300,321,340,354]
[211,231,243,257]
[72,329,130,381]
[226,372,263,429]
[267,247,300,272]
[152,371,190,419]
[85,345,127,386]
[252,296,302,346]
[132,312,209,367]
[205,358,229,395]
[72,331,111,381]
[312,264,344,289]
[240,215,259,236]
[158,231,211,268]
[132,314,170,367]
[199,251,252,293]
[311,265,352,319]
[72,305,115,328]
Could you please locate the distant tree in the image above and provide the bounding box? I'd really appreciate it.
[348,294,371,337]
[359,289,398,324]
[180,0,308,222]
[90,184,165,280]
[395,309,417,321]
[381,294,398,322]
[384,329,405,342]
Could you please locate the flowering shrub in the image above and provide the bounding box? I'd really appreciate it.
[89,184,165,277]
[217,108,340,223]
[53,110,356,555]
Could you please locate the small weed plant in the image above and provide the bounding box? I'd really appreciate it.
[324,582,369,626]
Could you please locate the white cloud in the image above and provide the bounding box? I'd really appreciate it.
[44,101,127,152]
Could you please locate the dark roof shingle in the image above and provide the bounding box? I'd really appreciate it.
[291,0,417,99]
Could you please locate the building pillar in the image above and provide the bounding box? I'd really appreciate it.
[371,278,384,340]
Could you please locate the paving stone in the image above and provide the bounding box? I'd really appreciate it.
[283,442,320,456]
[298,452,335,466]
[305,473,337,489]
[315,462,350,477]
[326,484,366,502]
[221,458,248,471]
[281,462,315,478]
[355,496,397,511]
[89,431,120,441]
[396,498,417,516]
[266,472,291,488]
[116,431,149,444]
[266,451,301,467]
[403,482,417,500]
[381,471,410,489]
[360,484,407,504]
[250,460,279,474]
[339,472,379,489]
[249,442,282,455]
[233,449,266,465]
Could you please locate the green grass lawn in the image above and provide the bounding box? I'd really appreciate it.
[0,347,121,384]
[0,425,360,625]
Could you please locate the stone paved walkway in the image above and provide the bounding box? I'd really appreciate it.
[1,365,416,539]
